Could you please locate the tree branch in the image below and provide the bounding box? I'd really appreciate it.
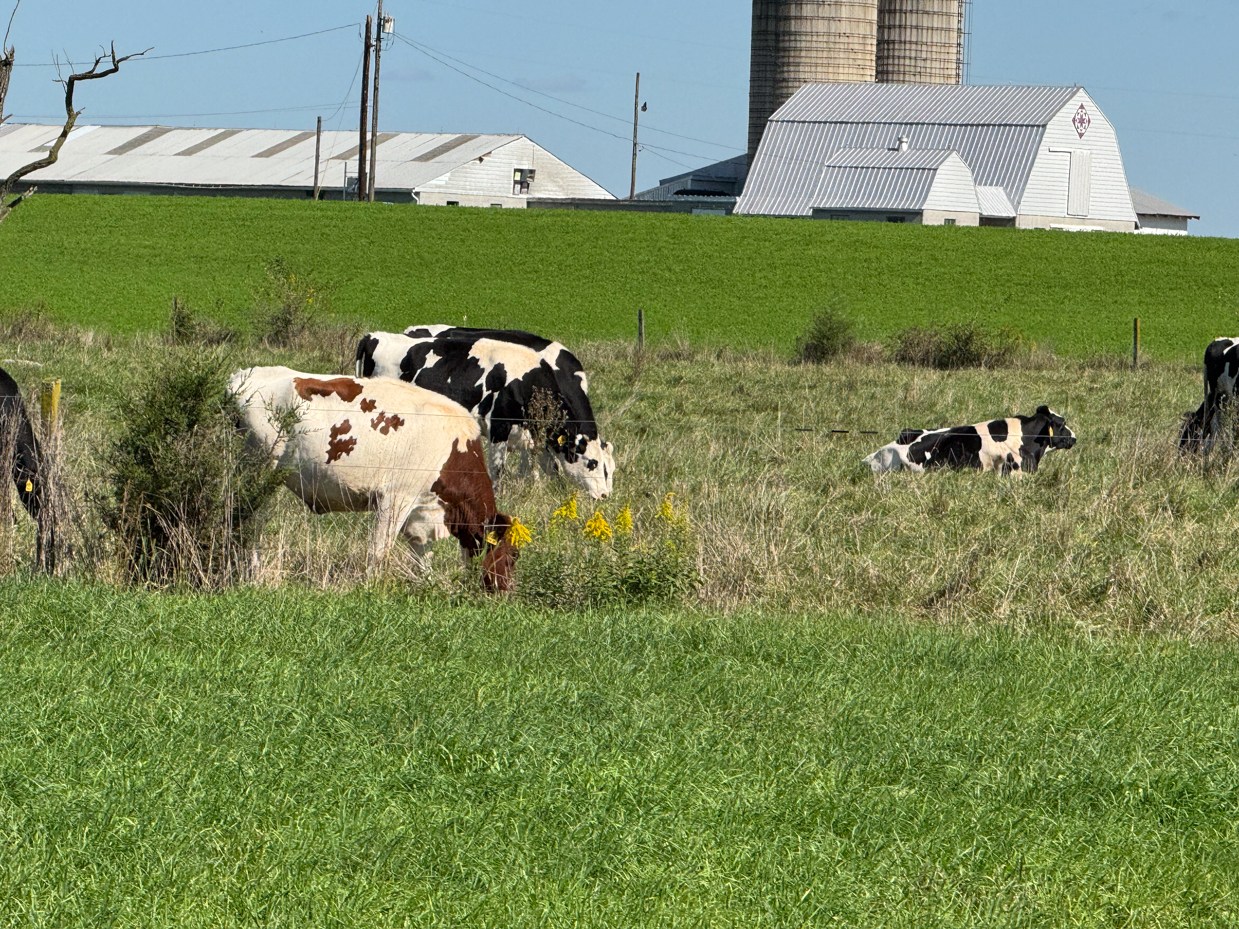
[0,41,148,224]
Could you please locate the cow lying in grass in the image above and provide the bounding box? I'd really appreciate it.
[1180,338,1239,453]
[356,326,615,499]
[229,366,518,591]
[0,366,41,520]
[865,407,1077,475]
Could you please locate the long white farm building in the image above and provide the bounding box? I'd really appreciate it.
[738,83,1187,232]
[0,124,613,207]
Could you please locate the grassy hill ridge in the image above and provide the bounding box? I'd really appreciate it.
[1,194,1236,357]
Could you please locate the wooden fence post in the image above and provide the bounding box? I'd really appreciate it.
[1132,318,1140,370]
[36,378,61,575]
[638,308,645,352]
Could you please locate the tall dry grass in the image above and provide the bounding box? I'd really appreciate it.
[1,320,1236,635]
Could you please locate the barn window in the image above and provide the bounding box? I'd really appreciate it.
[513,168,536,195]
[886,215,907,224]
[943,218,957,226]
[446,200,460,207]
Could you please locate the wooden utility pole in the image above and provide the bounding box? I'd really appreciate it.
[357,14,372,202]
[629,72,640,200]
[313,116,322,200]
[368,0,385,201]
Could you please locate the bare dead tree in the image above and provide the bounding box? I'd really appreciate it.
[0,39,149,224]
[0,2,18,125]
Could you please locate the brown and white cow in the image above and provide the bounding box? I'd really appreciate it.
[229,366,518,591]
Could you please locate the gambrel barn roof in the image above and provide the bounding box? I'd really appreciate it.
[737,83,1120,221]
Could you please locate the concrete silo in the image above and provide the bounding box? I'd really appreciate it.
[748,1,879,162]
[876,0,967,85]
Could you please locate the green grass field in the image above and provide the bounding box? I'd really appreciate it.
[1,194,1237,357]
[2,580,1238,927]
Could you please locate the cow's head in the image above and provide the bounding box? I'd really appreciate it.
[481,513,519,593]
[553,434,615,499]
[1180,404,1206,454]
[1036,407,1077,452]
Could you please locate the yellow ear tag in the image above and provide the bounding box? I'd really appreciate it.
[1048,426,1054,436]
[485,531,499,546]
[557,435,565,446]
[25,480,33,493]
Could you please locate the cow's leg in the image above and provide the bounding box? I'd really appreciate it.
[368,496,415,573]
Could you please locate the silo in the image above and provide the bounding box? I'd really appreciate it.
[876,0,965,85]
[748,1,879,163]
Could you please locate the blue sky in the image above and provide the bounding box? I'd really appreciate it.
[4,1,1235,236]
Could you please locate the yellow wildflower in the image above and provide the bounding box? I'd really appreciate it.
[552,493,579,522]
[658,492,676,522]
[616,504,633,535]
[506,517,533,550]
[584,510,612,543]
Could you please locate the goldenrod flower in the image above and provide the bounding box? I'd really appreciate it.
[616,504,633,535]
[584,510,612,542]
[506,518,533,550]
[658,492,676,522]
[552,493,579,522]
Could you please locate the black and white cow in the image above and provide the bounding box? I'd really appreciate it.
[0,366,41,520]
[356,326,615,498]
[1180,338,1239,452]
[865,407,1077,475]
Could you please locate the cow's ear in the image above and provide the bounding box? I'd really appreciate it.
[1035,405,1051,416]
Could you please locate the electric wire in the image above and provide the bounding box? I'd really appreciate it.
[12,23,361,68]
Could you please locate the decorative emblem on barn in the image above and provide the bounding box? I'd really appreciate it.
[1072,104,1091,139]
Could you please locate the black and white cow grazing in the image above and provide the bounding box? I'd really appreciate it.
[1180,338,1239,452]
[0,366,41,520]
[356,326,615,498]
[865,407,1077,475]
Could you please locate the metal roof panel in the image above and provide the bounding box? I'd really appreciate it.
[773,82,1080,126]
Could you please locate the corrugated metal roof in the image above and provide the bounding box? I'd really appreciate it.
[976,185,1016,218]
[1129,187,1198,219]
[0,125,608,197]
[811,165,939,212]
[737,117,1045,216]
[825,148,956,169]
[772,82,1080,127]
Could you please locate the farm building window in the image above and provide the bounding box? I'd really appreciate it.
[943,218,957,226]
[513,168,536,195]
[886,216,907,224]
[829,214,849,221]
[490,203,503,208]
[446,201,460,207]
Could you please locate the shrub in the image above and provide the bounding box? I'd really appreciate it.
[253,258,329,347]
[518,494,699,609]
[167,297,236,347]
[102,350,289,587]
[890,322,1022,369]
[797,305,857,364]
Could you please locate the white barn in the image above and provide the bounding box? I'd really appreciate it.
[737,83,1140,231]
[0,124,613,207]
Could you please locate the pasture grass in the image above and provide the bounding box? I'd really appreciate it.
[2,324,1238,633]
[1,194,1239,357]
[1,580,1238,926]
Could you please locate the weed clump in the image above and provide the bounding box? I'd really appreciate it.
[518,493,699,608]
[890,322,1022,369]
[102,350,288,587]
[797,305,857,364]
[167,297,237,347]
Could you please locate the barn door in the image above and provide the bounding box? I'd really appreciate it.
[1068,150,1092,217]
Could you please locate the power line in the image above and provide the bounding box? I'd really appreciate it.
[10,102,349,120]
[13,23,360,68]
[399,35,737,153]
[391,33,727,164]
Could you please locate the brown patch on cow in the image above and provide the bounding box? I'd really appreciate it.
[360,397,377,413]
[370,411,406,435]
[293,377,364,404]
[430,437,498,558]
[326,420,357,463]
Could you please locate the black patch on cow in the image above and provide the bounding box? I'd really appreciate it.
[0,366,41,520]
[407,342,487,413]
[987,419,1009,444]
[906,426,984,470]
[897,429,925,446]
[1189,338,1239,450]
[1016,406,1076,473]
[404,328,437,339]
[420,326,556,353]
[355,334,380,378]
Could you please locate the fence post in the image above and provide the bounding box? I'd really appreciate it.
[36,378,61,575]
[1132,318,1140,370]
[638,308,645,352]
